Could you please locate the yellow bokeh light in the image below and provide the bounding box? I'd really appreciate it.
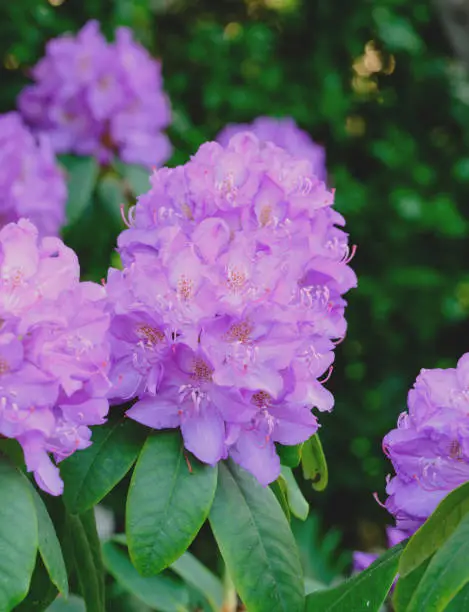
[224,22,242,40]
[345,115,366,137]
[48,0,66,6]
[4,54,19,70]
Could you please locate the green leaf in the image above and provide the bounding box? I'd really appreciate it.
[27,483,68,597]
[209,461,305,612]
[281,467,309,521]
[47,595,86,611]
[97,174,126,225]
[61,416,146,514]
[68,510,105,612]
[399,481,469,578]
[60,155,99,226]
[305,542,405,611]
[15,556,58,612]
[302,434,328,492]
[406,513,469,611]
[277,443,303,468]
[270,476,291,521]
[103,541,190,612]
[445,582,469,611]
[114,160,151,197]
[0,458,38,610]
[171,551,224,612]
[127,431,218,576]
[393,558,430,612]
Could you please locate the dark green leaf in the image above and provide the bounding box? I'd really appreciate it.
[406,513,469,612]
[305,542,405,611]
[15,556,58,612]
[27,483,68,597]
[445,582,469,611]
[270,476,291,521]
[103,541,190,611]
[281,467,309,521]
[61,417,146,514]
[277,443,303,468]
[0,458,38,610]
[114,161,151,197]
[127,431,218,576]
[209,461,305,612]
[47,595,86,611]
[393,558,430,612]
[60,156,99,226]
[68,510,105,612]
[171,551,224,612]
[399,481,469,578]
[302,434,328,492]
[97,174,126,226]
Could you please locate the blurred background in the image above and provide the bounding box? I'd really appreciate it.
[2,0,469,588]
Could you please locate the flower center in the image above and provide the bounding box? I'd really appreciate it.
[0,358,9,375]
[177,275,194,301]
[225,321,252,344]
[191,358,213,383]
[251,390,272,409]
[227,267,246,292]
[136,324,165,346]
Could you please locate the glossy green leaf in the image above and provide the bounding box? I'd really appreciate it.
[277,443,303,468]
[15,556,58,612]
[302,434,328,492]
[281,467,309,521]
[407,513,469,612]
[209,461,305,612]
[306,542,405,611]
[47,595,86,611]
[62,416,146,514]
[393,558,430,612]
[270,476,291,521]
[60,155,99,226]
[68,510,105,612]
[27,483,68,597]
[103,541,190,611]
[171,551,224,612]
[399,481,469,578]
[114,160,151,197]
[0,458,38,610]
[127,431,218,576]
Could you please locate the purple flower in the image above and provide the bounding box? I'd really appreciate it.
[108,132,355,485]
[383,354,469,533]
[0,219,111,495]
[217,117,326,182]
[18,21,172,168]
[0,112,66,236]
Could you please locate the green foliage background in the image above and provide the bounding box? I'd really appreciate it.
[2,0,469,554]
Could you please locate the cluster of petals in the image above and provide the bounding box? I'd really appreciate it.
[217,116,326,183]
[0,219,111,495]
[18,20,172,168]
[383,353,469,534]
[108,132,356,485]
[0,112,66,237]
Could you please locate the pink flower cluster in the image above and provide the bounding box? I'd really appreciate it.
[0,112,66,237]
[19,21,172,168]
[108,132,356,485]
[383,354,469,534]
[0,219,111,494]
[217,117,326,183]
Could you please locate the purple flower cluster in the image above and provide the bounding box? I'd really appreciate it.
[0,219,111,495]
[19,21,172,168]
[353,527,407,574]
[0,113,66,237]
[217,117,326,183]
[107,132,356,485]
[383,354,469,534]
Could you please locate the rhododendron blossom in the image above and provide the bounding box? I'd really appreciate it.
[0,112,66,236]
[108,132,356,485]
[0,219,111,495]
[217,116,326,182]
[383,353,469,534]
[19,21,171,168]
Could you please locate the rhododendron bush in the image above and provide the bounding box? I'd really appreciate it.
[1,10,469,612]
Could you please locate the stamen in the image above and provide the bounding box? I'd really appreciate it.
[318,366,333,384]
